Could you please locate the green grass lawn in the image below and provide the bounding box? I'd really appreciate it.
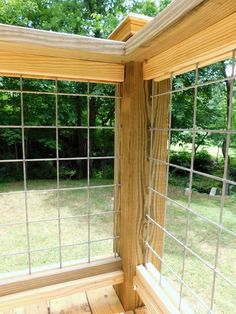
[162,184,236,313]
[0,179,235,313]
[0,179,115,275]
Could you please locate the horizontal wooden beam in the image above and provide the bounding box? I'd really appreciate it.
[134,265,179,314]
[125,0,204,59]
[0,257,121,297]
[126,0,236,63]
[143,12,236,80]
[0,51,124,82]
[0,270,123,311]
[0,23,125,64]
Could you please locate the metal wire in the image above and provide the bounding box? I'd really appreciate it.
[0,76,118,275]
[146,53,236,313]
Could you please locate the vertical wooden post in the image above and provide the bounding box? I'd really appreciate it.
[148,80,170,271]
[116,62,150,311]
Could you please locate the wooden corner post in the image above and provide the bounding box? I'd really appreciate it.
[116,62,150,310]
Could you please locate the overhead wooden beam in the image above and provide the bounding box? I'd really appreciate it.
[125,0,236,62]
[125,0,204,59]
[0,51,124,82]
[108,14,152,42]
[0,257,121,297]
[0,23,125,64]
[144,11,236,81]
[0,271,123,311]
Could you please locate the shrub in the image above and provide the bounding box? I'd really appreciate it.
[194,150,216,174]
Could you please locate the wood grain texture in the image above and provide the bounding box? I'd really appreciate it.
[87,286,125,314]
[0,302,48,314]
[143,11,236,80]
[108,14,152,42]
[50,293,91,314]
[126,0,236,62]
[134,265,179,314]
[0,51,124,82]
[0,23,125,64]
[0,258,121,297]
[116,62,150,311]
[135,307,150,314]
[125,0,204,59]
[0,271,123,311]
[148,80,170,270]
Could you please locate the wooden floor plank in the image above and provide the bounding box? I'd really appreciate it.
[49,292,91,314]
[87,286,125,314]
[0,302,48,314]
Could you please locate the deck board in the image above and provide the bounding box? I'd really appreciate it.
[50,292,91,314]
[0,287,148,314]
[87,286,125,314]
[0,302,48,314]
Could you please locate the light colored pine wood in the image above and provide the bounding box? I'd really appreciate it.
[0,258,121,297]
[143,11,236,80]
[126,0,236,62]
[87,286,125,314]
[108,14,152,42]
[146,264,194,314]
[0,271,123,311]
[116,62,150,311]
[0,23,125,64]
[134,265,179,314]
[147,80,170,271]
[125,0,204,58]
[0,302,48,314]
[50,292,91,314]
[135,307,150,314]
[0,51,124,82]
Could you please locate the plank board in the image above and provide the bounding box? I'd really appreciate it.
[0,258,121,297]
[0,271,123,311]
[0,51,124,83]
[126,0,236,62]
[87,287,124,314]
[143,11,236,80]
[50,293,91,314]
[0,302,48,314]
[0,23,125,64]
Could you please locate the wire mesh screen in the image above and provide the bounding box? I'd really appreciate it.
[145,51,236,313]
[0,76,120,277]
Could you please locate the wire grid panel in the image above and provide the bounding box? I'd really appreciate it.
[0,76,121,277]
[145,51,236,313]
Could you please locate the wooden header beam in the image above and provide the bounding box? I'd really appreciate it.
[0,51,124,82]
[144,10,236,81]
[0,23,125,64]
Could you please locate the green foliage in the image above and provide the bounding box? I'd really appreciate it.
[194,150,216,174]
